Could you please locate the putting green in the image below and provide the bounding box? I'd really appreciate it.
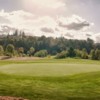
[0,63,100,76]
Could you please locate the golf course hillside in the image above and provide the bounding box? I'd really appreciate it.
[0,0,100,100]
[0,58,100,100]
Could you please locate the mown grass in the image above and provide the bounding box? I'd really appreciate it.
[0,63,100,76]
[0,72,100,100]
[0,58,100,100]
[0,58,100,65]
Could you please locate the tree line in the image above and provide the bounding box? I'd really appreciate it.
[56,47,100,60]
[0,30,100,60]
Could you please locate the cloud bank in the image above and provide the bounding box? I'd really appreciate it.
[58,15,91,31]
[0,10,96,41]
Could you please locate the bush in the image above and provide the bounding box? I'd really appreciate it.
[68,47,76,57]
[6,44,15,57]
[95,49,100,60]
[0,45,4,56]
[81,48,88,59]
[28,47,35,56]
[75,49,82,58]
[18,47,24,57]
[90,49,96,60]
[34,50,48,57]
[55,51,67,59]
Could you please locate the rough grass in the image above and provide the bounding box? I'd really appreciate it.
[0,58,100,100]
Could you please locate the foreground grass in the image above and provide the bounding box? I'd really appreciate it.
[0,72,100,100]
[0,58,100,100]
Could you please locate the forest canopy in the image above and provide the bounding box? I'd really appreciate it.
[0,31,100,60]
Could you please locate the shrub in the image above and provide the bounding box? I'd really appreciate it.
[95,49,100,60]
[81,48,88,59]
[0,45,4,56]
[6,44,15,57]
[55,51,67,59]
[18,47,24,57]
[28,47,35,56]
[68,47,76,57]
[75,49,82,58]
[34,50,48,57]
[90,49,96,60]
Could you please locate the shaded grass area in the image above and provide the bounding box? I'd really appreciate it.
[0,72,100,100]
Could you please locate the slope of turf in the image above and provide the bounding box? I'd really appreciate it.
[0,58,100,100]
[0,72,100,100]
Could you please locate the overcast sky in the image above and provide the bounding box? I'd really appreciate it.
[0,0,100,42]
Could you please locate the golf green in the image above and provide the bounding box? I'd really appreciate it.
[0,63,100,76]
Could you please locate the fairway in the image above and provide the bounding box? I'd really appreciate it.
[0,62,100,76]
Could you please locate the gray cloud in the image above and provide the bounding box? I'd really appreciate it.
[41,27,54,33]
[0,16,11,24]
[95,36,100,43]
[92,33,100,43]
[0,25,15,34]
[59,21,90,30]
[65,33,74,38]
[55,28,60,32]
[86,33,92,37]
